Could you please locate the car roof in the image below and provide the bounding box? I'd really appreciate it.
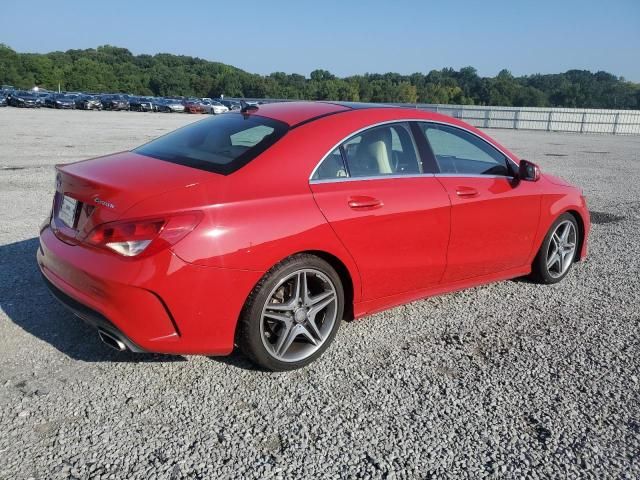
[249,101,419,128]
[246,101,520,162]
[245,101,349,127]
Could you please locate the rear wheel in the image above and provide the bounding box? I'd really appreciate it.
[238,254,344,371]
[530,213,579,284]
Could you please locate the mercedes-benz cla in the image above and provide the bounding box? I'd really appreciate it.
[38,102,590,370]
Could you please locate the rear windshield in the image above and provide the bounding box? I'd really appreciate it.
[134,113,288,175]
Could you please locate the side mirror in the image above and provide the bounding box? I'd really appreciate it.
[518,159,541,182]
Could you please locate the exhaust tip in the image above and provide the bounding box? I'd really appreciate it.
[98,329,126,351]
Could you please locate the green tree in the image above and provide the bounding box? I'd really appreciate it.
[0,44,637,109]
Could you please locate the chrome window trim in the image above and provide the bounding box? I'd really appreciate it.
[433,173,515,180]
[310,173,435,185]
[310,172,513,185]
[308,118,519,184]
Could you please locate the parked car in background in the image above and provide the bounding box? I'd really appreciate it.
[43,95,56,108]
[75,94,103,110]
[101,94,130,111]
[129,96,155,112]
[220,99,241,111]
[1,86,16,101]
[36,91,51,107]
[202,100,229,115]
[149,98,165,112]
[156,98,185,113]
[0,95,7,107]
[7,91,40,108]
[183,98,205,114]
[46,94,77,109]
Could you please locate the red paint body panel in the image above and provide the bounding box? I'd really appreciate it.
[37,102,590,355]
[310,177,450,300]
[38,227,262,354]
[435,176,541,281]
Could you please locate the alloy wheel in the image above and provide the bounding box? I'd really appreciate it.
[260,268,338,363]
[546,220,577,278]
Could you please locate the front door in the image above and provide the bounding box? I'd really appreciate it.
[418,122,540,282]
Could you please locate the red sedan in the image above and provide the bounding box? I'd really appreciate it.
[183,100,206,114]
[37,101,590,370]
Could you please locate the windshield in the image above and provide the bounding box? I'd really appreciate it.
[134,113,288,175]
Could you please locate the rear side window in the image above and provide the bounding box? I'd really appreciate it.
[312,147,348,180]
[311,122,421,180]
[135,113,288,175]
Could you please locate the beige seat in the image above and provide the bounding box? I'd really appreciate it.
[351,128,393,175]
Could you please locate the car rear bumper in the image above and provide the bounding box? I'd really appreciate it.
[37,226,263,355]
[41,273,146,352]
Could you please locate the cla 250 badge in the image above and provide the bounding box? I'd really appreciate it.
[94,197,115,209]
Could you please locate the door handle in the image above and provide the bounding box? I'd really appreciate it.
[455,186,479,198]
[348,196,383,209]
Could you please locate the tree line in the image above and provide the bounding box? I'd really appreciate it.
[1,44,639,109]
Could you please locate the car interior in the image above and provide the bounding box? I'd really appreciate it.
[313,124,422,179]
[346,125,421,177]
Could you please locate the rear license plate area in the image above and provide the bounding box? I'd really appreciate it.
[58,195,79,228]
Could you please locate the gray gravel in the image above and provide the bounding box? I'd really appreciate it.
[1,108,639,479]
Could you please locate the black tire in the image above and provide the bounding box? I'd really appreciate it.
[530,213,579,284]
[237,254,344,371]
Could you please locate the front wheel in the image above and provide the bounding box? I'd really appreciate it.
[530,213,579,284]
[237,254,344,371]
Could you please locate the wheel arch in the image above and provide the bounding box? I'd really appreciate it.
[301,250,356,321]
[565,209,587,261]
[237,249,358,329]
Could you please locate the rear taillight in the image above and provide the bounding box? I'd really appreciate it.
[84,212,202,257]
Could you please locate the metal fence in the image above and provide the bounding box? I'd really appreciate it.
[412,104,640,135]
[233,98,640,135]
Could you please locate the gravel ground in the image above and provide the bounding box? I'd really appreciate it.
[0,108,638,479]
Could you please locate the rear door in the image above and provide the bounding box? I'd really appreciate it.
[416,122,540,282]
[309,122,451,301]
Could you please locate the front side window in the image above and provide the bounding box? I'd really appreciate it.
[312,123,421,181]
[135,113,288,175]
[421,123,511,176]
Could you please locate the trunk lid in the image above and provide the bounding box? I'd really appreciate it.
[52,151,210,244]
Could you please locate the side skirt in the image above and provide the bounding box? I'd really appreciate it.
[353,265,531,318]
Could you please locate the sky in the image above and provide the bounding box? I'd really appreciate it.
[2,0,639,80]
